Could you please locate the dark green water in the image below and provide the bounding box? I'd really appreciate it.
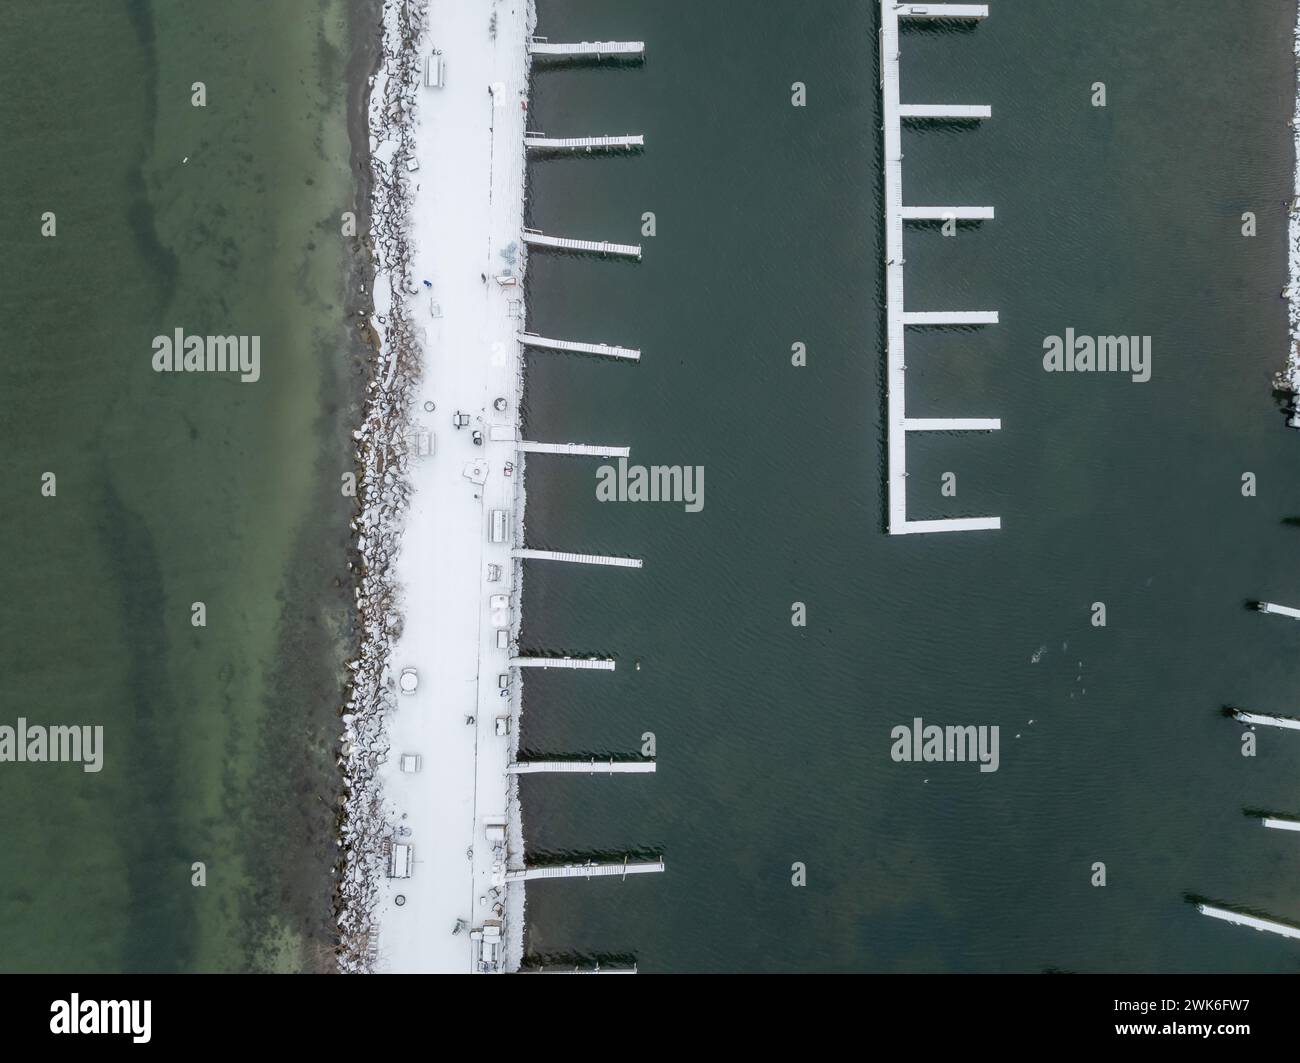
[520,0,1300,971]
[0,0,370,971]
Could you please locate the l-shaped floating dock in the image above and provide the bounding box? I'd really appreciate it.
[880,1,1000,535]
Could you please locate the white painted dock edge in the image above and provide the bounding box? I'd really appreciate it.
[901,206,995,221]
[899,104,992,119]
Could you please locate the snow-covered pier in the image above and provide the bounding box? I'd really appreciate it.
[517,332,640,361]
[510,656,616,671]
[527,38,644,58]
[880,0,999,535]
[525,133,643,151]
[1256,601,1300,619]
[1232,708,1300,731]
[1262,815,1300,832]
[513,548,642,568]
[507,759,657,774]
[1197,903,1300,941]
[518,440,629,457]
[522,229,641,259]
[505,858,665,882]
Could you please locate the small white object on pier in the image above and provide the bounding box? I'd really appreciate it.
[1197,903,1300,941]
[904,417,1001,432]
[1262,816,1300,832]
[518,440,630,457]
[900,206,995,221]
[523,230,641,259]
[513,549,642,569]
[903,310,999,325]
[505,858,665,882]
[510,656,616,671]
[899,3,990,18]
[507,759,656,774]
[526,134,644,150]
[517,332,640,361]
[1232,708,1300,731]
[527,39,645,57]
[898,103,991,119]
[1257,601,1300,619]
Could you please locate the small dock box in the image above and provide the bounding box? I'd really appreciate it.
[388,844,413,879]
[425,50,444,88]
[490,509,509,543]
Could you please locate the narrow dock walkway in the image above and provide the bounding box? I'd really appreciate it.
[518,441,629,457]
[899,103,992,119]
[507,759,657,774]
[901,206,995,221]
[881,0,998,536]
[526,134,644,150]
[1232,708,1300,731]
[517,332,640,361]
[527,39,645,57]
[513,549,642,568]
[1197,903,1300,941]
[523,230,641,259]
[510,656,616,671]
[505,858,665,881]
[1262,816,1300,832]
[904,417,1001,432]
[903,310,999,325]
[1257,601,1300,619]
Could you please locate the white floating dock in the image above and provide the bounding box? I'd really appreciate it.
[904,417,1001,432]
[899,104,992,119]
[526,134,644,150]
[1197,903,1300,941]
[894,517,1002,535]
[903,310,999,325]
[880,0,998,536]
[523,230,641,259]
[900,206,995,221]
[518,441,629,457]
[527,39,645,57]
[899,3,989,18]
[1262,816,1300,832]
[517,332,641,361]
[507,759,656,774]
[513,549,642,569]
[510,656,616,671]
[1232,709,1300,731]
[1257,601,1300,619]
[505,858,665,882]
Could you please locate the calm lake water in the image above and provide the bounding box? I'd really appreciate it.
[0,0,371,971]
[518,0,1300,971]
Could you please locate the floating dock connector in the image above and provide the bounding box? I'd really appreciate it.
[527,39,645,58]
[505,857,665,882]
[526,134,644,151]
[900,206,995,221]
[898,3,990,19]
[1262,816,1300,832]
[507,759,656,774]
[880,0,999,536]
[1257,601,1300,620]
[518,441,629,457]
[1197,903,1300,941]
[899,103,992,119]
[517,332,641,361]
[522,230,641,259]
[902,310,999,325]
[510,656,616,671]
[513,549,642,569]
[1231,708,1300,731]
